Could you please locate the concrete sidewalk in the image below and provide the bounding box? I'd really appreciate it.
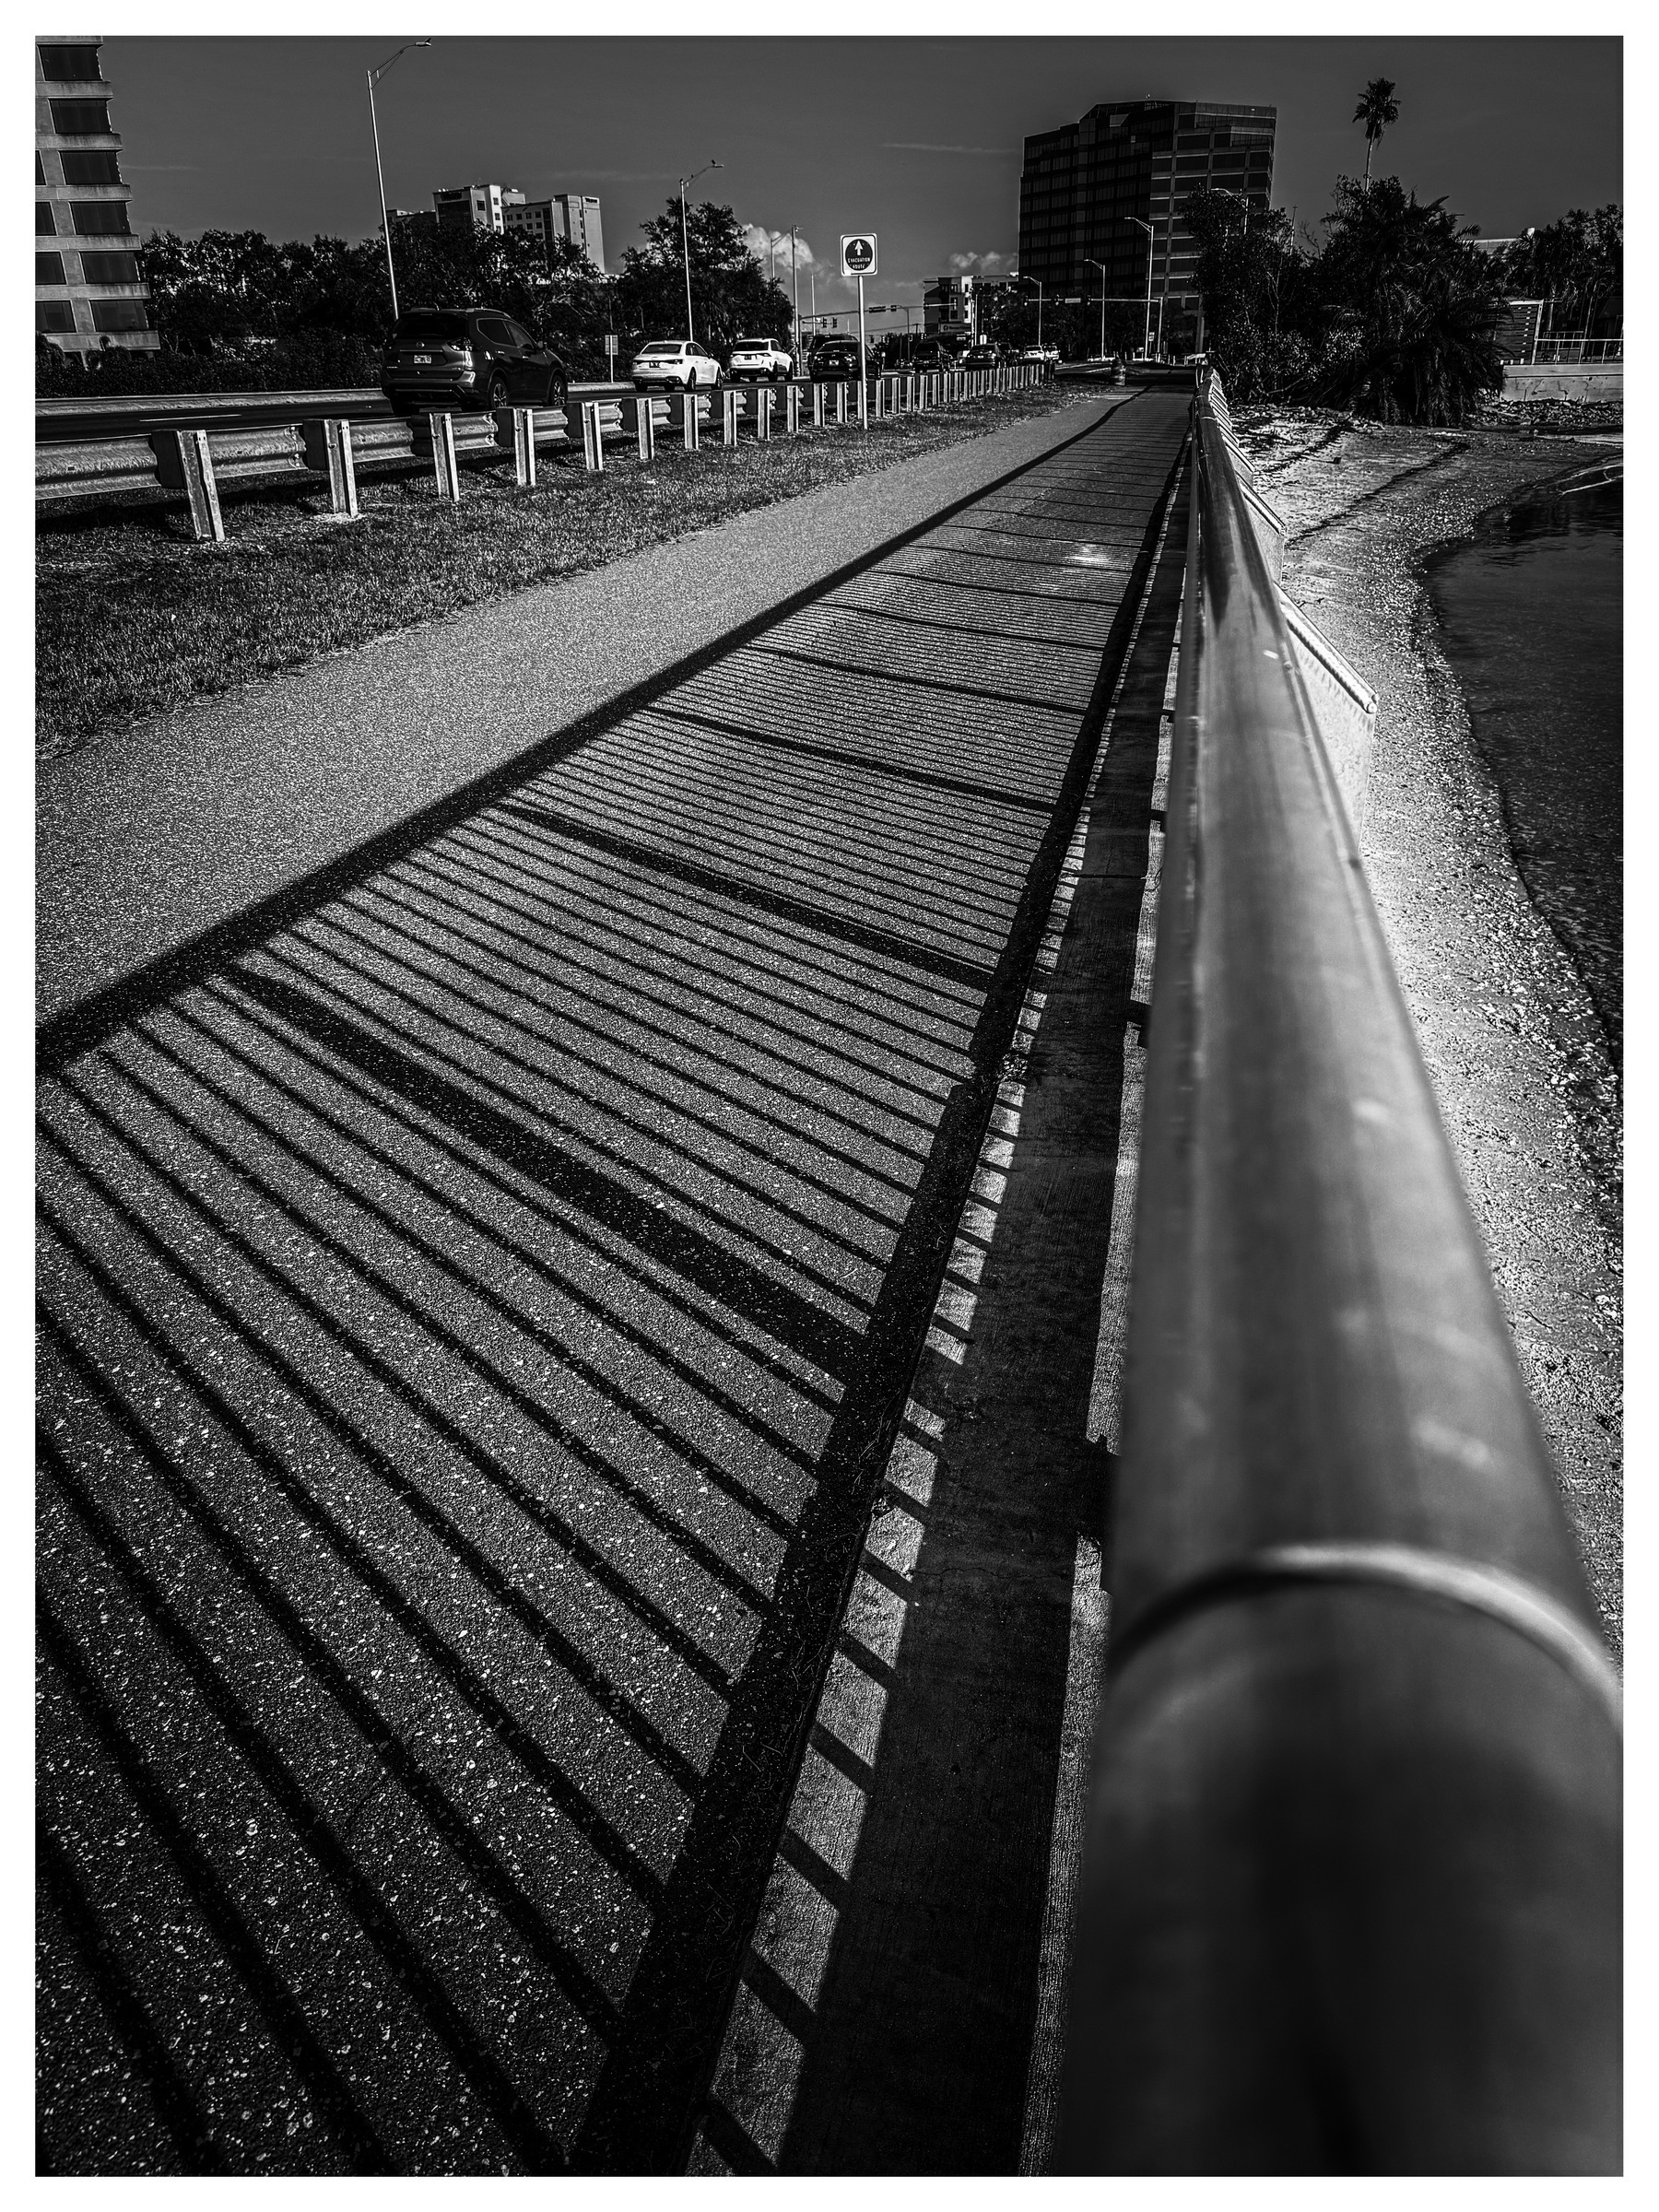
[39,392,1127,1030]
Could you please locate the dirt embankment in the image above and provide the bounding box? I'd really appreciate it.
[1234,407,1623,1655]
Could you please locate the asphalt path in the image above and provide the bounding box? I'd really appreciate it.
[37,386,1191,2172]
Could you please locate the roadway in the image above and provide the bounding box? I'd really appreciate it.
[36,385,1191,2172]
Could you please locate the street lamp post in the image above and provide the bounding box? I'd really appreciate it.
[1010,269,1043,350]
[367,39,431,324]
[1119,215,1155,359]
[791,225,800,360]
[678,158,722,343]
[1085,258,1109,361]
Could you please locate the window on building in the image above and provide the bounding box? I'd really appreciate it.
[79,252,139,285]
[49,99,111,135]
[37,253,66,286]
[36,152,47,184]
[73,203,133,235]
[62,149,122,184]
[40,43,101,80]
[91,300,152,334]
[37,301,76,334]
[37,203,57,234]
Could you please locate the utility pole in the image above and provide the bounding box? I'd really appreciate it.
[791,226,800,360]
[367,39,431,324]
[678,158,722,342]
[1085,258,1108,360]
[1121,215,1154,359]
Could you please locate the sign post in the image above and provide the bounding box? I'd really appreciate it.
[841,233,877,429]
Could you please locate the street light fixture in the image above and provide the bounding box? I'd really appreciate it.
[678,159,722,342]
[367,39,431,324]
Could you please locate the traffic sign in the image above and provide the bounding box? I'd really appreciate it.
[841,234,877,277]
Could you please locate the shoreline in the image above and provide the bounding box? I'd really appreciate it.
[1235,406,1624,1654]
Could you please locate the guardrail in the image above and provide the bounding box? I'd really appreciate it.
[1059,369,1620,2172]
[36,363,1050,538]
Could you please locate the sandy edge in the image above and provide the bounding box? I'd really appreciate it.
[1237,409,1623,1655]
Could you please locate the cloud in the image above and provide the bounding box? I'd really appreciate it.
[948,250,1014,276]
[741,223,818,268]
[884,142,1013,156]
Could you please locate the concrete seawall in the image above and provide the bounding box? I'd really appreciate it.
[1502,360,1622,404]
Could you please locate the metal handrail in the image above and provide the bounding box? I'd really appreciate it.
[1059,371,1620,2173]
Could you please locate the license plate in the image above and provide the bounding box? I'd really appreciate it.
[413,353,431,365]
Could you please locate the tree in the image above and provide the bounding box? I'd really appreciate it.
[1498,206,1622,340]
[1312,178,1503,422]
[1353,76,1400,188]
[613,199,792,359]
[1183,188,1313,401]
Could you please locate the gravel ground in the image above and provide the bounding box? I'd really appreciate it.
[1234,406,1623,1655]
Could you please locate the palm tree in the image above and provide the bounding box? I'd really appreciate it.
[1354,76,1400,188]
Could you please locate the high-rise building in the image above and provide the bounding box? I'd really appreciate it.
[36,34,158,356]
[502,192,606,273]
[1018,98,1276,354]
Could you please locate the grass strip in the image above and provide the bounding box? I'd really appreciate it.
[38,385,1088,758]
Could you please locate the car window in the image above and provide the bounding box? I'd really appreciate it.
[394,311,468,342]
[503,320,535,348]
[475,314,513,347]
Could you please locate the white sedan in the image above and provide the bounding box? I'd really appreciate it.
[629,338,722,391]
[727,335,794,382]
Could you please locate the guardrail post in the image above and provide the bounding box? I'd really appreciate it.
[812,383,826,429]
[581,400,605,474]
[426,411,461,500]
[786,383,802,436]
[723,387,739,445]
[835,382,848,427]
[630,394,655,463]
[756,386,773,441]
[159,427,225,543]
[680,390,700,452]
[492,406,536,488]
[300,417,360,518]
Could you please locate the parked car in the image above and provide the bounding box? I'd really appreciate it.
[807,335,870,382]
[961,344,1003,370]
[1019,344,1060,366]
[629,337,722,391]
[727,335,794,382]
[381,307,569,416]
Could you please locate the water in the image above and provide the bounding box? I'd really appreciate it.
[1428,469,1622,1065]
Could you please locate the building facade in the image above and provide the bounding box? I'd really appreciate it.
[503,192,606,274]
[436,182,606,273]
[923,274,976,345]
[36,33,158,355]
[1018,98,1276,354]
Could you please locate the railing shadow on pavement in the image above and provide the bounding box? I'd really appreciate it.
[36,397,1187,2176]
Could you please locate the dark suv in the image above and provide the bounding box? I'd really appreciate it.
[808,335,870,382]
[381,308,570,416]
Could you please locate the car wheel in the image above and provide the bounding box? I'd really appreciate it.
[487,371,511,408]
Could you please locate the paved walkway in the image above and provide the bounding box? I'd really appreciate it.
[37,387,1190,2173]
[40,393,1128,1033]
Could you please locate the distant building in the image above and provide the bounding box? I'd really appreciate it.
[923,275,976,344]
[1019,98,1277,354]
[434,182,606,272]
[504,192,606,273]
[35,33,158,356]
[433,182,524,235]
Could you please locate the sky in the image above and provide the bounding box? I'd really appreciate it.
[102,32,1622,314]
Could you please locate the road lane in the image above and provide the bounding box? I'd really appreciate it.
[37,388,1191,2173]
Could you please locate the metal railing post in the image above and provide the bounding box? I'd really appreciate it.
[723,386,739,445]
[580,401,605,474]
[631,394,655,463]
[756,385,773,441]
[812,382,826,429]
[428,411,461,500]
[160,426,225,542]
[786,382,802,436]
[681,390,700,452]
